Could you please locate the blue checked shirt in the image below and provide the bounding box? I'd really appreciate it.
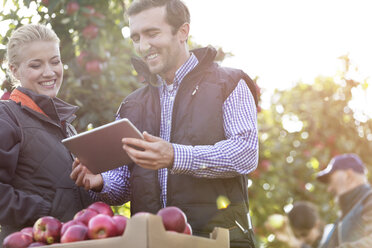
[91,53,258,207]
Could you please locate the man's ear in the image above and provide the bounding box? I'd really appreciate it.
[178,22,190,43]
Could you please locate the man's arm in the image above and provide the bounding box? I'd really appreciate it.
[122,79,258,177]
[171,79,258,177]
[70,160,131,206]
[90,166,132,205]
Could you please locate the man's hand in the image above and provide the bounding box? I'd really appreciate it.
[70,158,103,192]
[122,131,174,170]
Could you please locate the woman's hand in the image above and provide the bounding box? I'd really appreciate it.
[70,158,103,192]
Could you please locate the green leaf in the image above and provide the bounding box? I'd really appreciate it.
[47,0,60,14]
[23,0,31,8]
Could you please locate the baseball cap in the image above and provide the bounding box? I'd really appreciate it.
[316,153,366,183]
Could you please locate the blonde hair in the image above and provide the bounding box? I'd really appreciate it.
[6,24,60,84]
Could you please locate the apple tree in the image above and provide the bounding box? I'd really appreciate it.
[0,0,140,131]
[252,57,372,247]
[0,0,140,220]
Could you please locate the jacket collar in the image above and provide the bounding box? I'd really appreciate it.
[10,88,48,117]
[131,46,217,86]
[339,184,372,216]
[10,87,78,124]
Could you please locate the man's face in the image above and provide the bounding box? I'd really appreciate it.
[293,227,317,245]
[327,170,348,197]
[129,6,186,81]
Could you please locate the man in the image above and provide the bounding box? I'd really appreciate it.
[287,201,329,248]
[265,202,328,248]
[71,0,258,247]
[316,153,372,248]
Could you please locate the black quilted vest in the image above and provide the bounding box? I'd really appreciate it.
[118,47,258,243]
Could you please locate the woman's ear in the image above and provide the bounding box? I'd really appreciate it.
[9,64,20,80]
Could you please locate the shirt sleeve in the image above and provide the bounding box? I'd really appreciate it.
[89,163,132,206]
[0,105,51,226]
[171,79,259,178]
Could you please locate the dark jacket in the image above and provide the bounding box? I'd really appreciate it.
[118,47,257,247]
[0,87,92,243]
[320,184,372,248]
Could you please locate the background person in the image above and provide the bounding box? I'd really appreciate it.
[288,201,330,248]
[264,201,329,248]
[70,0,259,247]
[0,24,92,243]
[317,153,372,248]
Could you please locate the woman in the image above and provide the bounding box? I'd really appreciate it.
[0,24,92,241]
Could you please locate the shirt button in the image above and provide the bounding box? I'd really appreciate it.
[167,120,171,125]
[170,97,174,101]
[200,165,207,169]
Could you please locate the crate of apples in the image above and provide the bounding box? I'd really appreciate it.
[2,203,195,248]
[2,202,128,248]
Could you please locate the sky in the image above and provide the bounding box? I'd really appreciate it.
[184,0,372,113]
[1,0,371,115]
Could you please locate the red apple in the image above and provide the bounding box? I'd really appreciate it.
[76,51,89,67]
[33,216,62,244]
[88,202,114,217]
[85,60,102,75]
[61,224,88,243]
[87,214,118,239]
[93,11,105,20]
[20,227,33,239]
[157,206,187,233]
[260,159,271,172]
[61,220,85,236]
[183,223,192,235]
[66,1,79,15]
[112,215,128,235]
[27,242,46,247]
[82,5,95,17]
[1,91,11,100]
[303,150,311,157]
[3,232,33,248]
[82,24,99,40]
[73,208,99,226]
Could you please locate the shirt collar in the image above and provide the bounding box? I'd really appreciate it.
[157,53,199,89]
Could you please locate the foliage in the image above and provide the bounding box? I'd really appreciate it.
[252,58,372,247]
[0,0,223,221]
[0,0,139,131]
[2,2,372,248]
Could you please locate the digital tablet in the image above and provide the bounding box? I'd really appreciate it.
[62,118,143,174]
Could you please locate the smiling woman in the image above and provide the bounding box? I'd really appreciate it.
[9,40,63,98]
[0,24,93,243]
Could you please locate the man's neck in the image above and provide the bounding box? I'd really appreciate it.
[161,49,191,85]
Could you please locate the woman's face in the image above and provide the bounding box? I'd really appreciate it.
[12,41,63,98]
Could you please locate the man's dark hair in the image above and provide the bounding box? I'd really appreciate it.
[127,0,190,34]
[288,201,318,230]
